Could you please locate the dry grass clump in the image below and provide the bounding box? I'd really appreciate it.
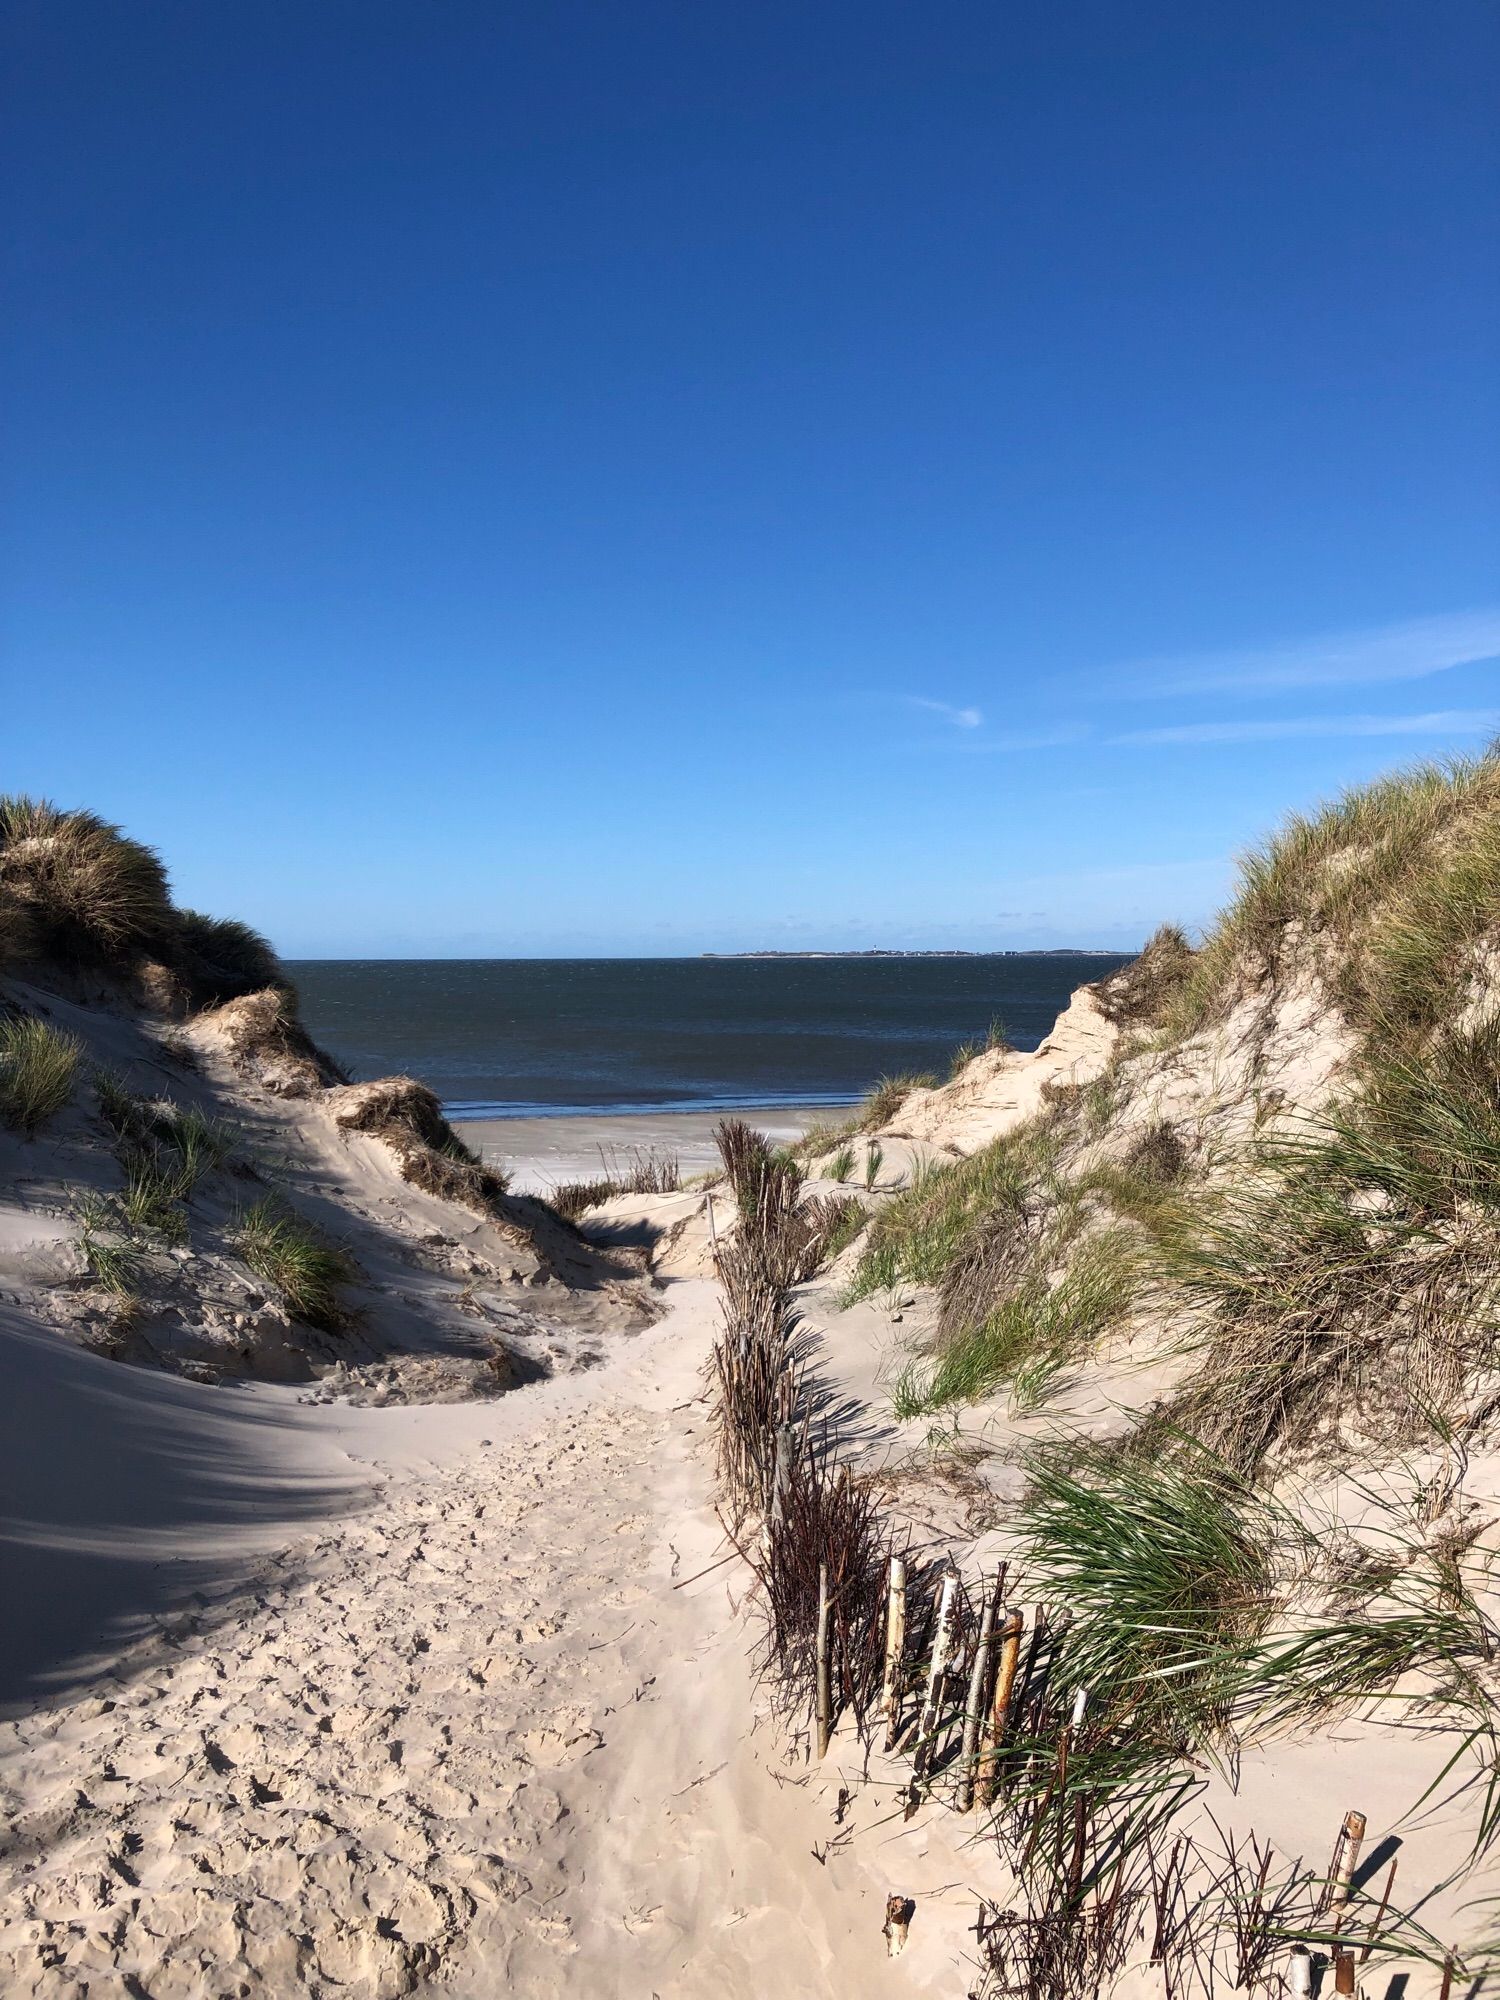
[0,795,297,1017]
[550,1147,680,1220]
[0,891,36,968]
[237,1197,356,1330]
[1093,923,1195,1028]
[0,1013,82,1134]
[0,797,173,966]
[1155,1109,1500,1474]
[207,987,346,1096]
[328,1077,510,1212]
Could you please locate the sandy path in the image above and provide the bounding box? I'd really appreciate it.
[0,1283,916,2000]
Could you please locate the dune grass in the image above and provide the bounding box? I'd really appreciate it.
[947,1016,1013,1080]
[797,1071,941,1164]
[170,909,287,1005]
[1022,1437,1279,1738]
[237,1198,357,1330]
[849,1117,1061,1300]
[74,1191,145,1302]
[92,1072,239,1245]
[550,1146,682,1220]
[0,795,173,963]
[0,1014,82,1135]
[823,1143,856,1183]
[894,1227,1139,1417]
[1166,750,1500,1040]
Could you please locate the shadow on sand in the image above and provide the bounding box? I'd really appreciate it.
[0,1306,362,1715]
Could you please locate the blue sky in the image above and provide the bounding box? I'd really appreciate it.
[4,1,1497,955]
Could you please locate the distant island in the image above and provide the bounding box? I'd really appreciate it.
[701,948,1126,959]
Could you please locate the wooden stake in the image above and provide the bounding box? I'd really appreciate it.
[769,1422,793,1526]
[1439,1953,1455,2000]
[1329,1808,1366,1931]
[915,1568,960,1776]
[1285,1945,1313,1998]
[1359,1856,1397,1964]
[705,1190,718,1246]
[1332,1948,1356,1995]
[958,1581,996,1811]
[880,1554,907,1752]
[977,1605,1024,1806]
[815,1561,832,1759]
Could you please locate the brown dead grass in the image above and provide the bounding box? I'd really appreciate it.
[328,1077,511,1213]
[202,988,345,1097]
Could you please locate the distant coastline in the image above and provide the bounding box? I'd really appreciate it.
[700,948,1124,960]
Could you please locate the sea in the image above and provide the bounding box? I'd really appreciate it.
[287,955,1129,1121]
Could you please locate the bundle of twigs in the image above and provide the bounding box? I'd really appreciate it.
[710,1302,808,1517]
[715,1117,860,1288]
[745,1443,889,1731]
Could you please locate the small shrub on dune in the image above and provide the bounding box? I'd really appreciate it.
[237,1197,357,1330]
[0,796,172,965]
[0,1014,82,1135]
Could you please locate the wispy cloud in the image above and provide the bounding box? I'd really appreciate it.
[1139,609,1500,696]
[902,695,983,729]
[951,725,1091,752]
[1115,708,1500,747]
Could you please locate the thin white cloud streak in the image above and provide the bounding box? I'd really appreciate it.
[950,726,1091,752]
[903,696,983,729]
[1139,609,1500,696]
[1115,708,1500,747]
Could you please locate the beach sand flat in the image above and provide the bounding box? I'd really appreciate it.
[456,1104,824,1194]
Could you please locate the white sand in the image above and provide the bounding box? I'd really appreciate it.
[456,1104,826,1194]
[0,1279,993,1997]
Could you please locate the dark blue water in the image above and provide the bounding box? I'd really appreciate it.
[287,956,1128,1119]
